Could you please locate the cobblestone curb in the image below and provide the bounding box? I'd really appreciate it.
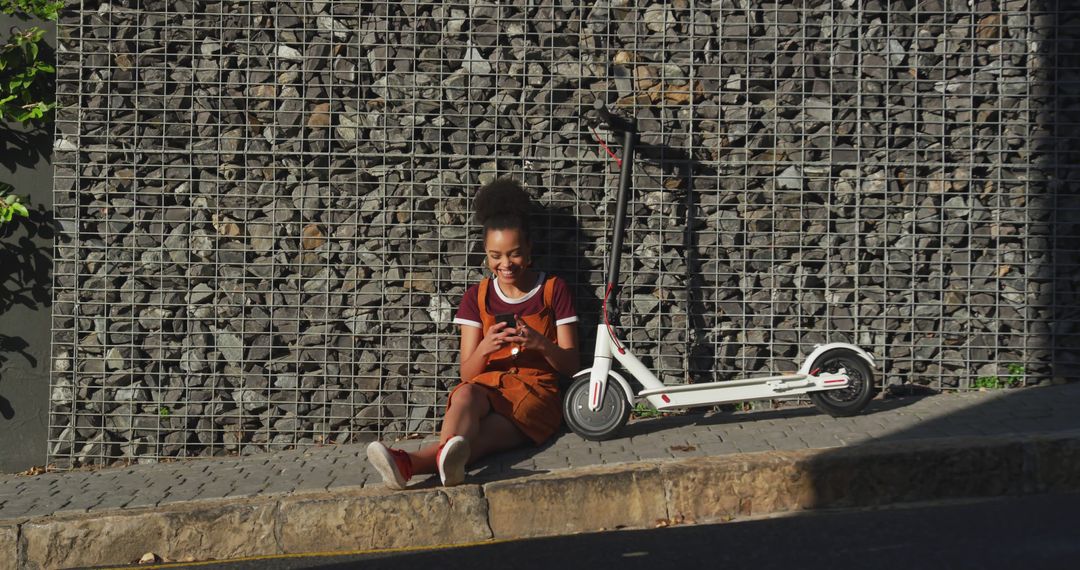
[3,431,1078,569]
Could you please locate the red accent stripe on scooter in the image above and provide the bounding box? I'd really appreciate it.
[602,284,627,355]
[591,127,623,168]
[824,379,846,384]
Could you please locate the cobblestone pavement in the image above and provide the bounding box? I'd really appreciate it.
[2,384,1077,522]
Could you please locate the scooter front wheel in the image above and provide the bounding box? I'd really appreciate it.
[563,374,630,441]
[808,348,876,417]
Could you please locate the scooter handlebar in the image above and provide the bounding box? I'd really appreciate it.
[590,98,637,134]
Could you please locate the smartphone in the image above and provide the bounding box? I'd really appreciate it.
[495,313,517,330]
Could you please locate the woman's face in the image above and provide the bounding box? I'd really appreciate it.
[484,228,531,286]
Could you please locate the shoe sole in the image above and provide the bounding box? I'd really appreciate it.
[439,437,470,487]
[366,442,406,490]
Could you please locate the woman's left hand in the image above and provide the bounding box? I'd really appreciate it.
[505,319,550,353]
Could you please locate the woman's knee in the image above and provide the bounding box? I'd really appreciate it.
[451,383,489,412]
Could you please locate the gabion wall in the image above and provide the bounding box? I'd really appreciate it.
[49,0,1079,466]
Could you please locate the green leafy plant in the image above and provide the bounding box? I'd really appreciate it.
[973,375,1001,390]
[1004,363,1025,387]
[0,25,55,123]
[1,2,59,223]
[158,406,171,418]
[972,364,1026,390]
[631,402,662,419]
[0,191,29,223]
[1,0,63,21]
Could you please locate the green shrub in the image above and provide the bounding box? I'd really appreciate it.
[1,2,60,224]
[0,185,29,223]
[0,25,55,123]
[1,0,63,21]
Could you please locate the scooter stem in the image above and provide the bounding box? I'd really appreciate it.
[605,128,636,290]
[589,127,636,411]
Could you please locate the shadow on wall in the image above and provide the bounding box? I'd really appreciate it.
[0,10,56,472]
[538,115,725,383]
[0,192,55,420]
[1043,3,1080,382]
[0,124,53,173]
[536,203,603,360]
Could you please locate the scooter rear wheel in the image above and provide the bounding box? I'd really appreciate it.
[808,348,876,417]
[563,373,630,441]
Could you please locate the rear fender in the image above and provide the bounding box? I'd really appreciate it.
[799,343,877,374]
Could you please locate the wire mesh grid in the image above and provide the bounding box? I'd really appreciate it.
[47,0,1077,466]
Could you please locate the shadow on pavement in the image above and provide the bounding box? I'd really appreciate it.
[800,382,1080,511]
[457,380,1077,491]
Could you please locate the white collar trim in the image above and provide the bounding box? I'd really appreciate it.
[493,272,545,305]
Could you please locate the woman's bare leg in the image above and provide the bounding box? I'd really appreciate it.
[410,413,527,474]
[440,384,491,442]
[468,412,529,462]
[404,444,435,475]
[406,383,492,474]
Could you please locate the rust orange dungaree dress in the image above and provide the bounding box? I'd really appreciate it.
[449,276,563,444]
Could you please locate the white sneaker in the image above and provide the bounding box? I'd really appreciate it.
[366,441,412,490]
[437,435,470,486]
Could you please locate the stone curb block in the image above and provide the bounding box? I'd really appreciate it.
[480,432,1080,538]
[662,449,814,523]
[800,438,1025,509]
[484,462,668,538]
[662,437,1027,523]
[20,500,279,570]
[0,525,17,570]
[276,486,490,553]
[10,486,490,569]
[4,433,1079,568]
[1032,437,1080,493]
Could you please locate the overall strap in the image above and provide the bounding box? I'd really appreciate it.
[477,277,491,319]
[542,275,556,307]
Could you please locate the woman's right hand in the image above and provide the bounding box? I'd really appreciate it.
[476,321,514,358]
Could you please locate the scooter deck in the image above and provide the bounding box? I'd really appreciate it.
[637,373,808,396]
[638,371,849,410]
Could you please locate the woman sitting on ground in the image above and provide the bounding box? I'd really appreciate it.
[366,178,580,488]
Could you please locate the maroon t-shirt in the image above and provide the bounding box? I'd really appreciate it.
[454,272,578,329]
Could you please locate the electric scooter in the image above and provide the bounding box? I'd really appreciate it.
[563,97,878,441]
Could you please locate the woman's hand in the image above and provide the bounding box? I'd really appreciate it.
[459,320,525,383]
[505,319,580,377]
[505,318,551,353]
[475,321,515,358]
[461,317,580,382]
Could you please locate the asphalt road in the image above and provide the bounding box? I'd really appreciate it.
[109,492,1080,570]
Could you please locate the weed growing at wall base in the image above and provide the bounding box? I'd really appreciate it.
[631,402,662,419]
[972,364,1026,390]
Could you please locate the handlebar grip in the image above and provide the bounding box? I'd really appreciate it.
[589,98,636,133]
[593,98,613,122]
